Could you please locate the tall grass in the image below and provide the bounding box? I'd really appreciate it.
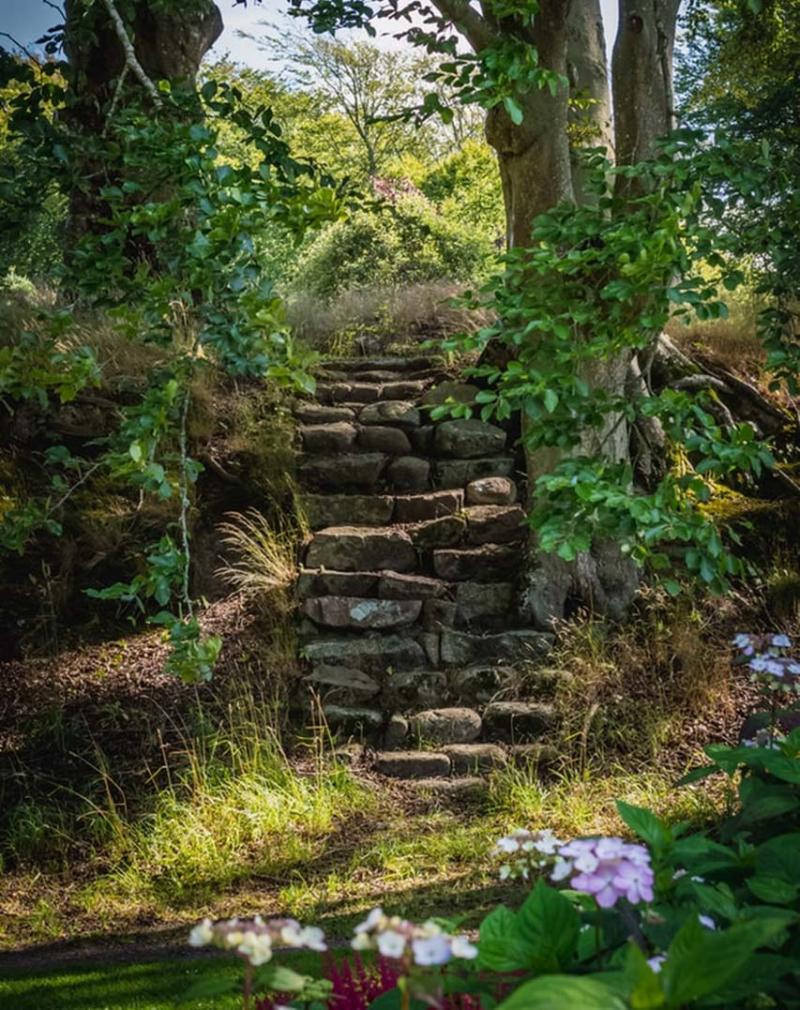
[216,509,302,604]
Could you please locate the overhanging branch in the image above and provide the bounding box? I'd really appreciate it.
[102,0,162,107]
[429,0,497,51]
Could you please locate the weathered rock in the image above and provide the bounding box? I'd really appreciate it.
[421,381,480,406]
[299,453,387,490]
[302,494,394,531]
[384,713,409,749]
[381,379,430,400]
[375,751,451,779]
[297,570,378,599]
[409,515,466,549]
[304,634,427,674]
[433,457,516,489]
[306,527,417,573]
[433,545,519,582]
[440,629,554,665]
[455,582,515,626]
[409,707,482,744]
[360,401,421,428]
[434,419,507,459]
[330,742,365,766]
[449,665,509,704]
[315,382,354,404]
[300,422,357,454]
[323,705,384,734]
[295,404,355,425]
[378,572,449,600]
[385,669,448,710]
[482,701,556,742]
[443,743,507,774]
[508,743,560,769]
[303,596,422,630]
[394,490,464,523]
[357,425,412,455]
[386,456,431,491]
[321,356,437,374]
[422,598,458,630]
[465,505,526,545]
[408,425,435,453]
[465,476,518,505]
[306,665,380,703]
[420,631,441,666]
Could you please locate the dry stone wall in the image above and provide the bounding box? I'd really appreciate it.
[293,355,560,790]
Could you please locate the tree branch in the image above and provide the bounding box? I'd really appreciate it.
[429,0,497,52]
[101,0,162,107]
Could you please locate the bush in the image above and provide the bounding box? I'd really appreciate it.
[293,195,494,300]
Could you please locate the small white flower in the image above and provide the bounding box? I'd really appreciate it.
[496,836,521,853]
[648,955,666,973]
[355,907,385,933]
[352,931,372,951]
[551,858,572,882]
[499,864,511,881]
[412,934,452,966]
[698,914,716,930]
[772,634,792,648]
[376,929,407,959]
[188,918,214,948]
[451,936,478,960]
[299,926,327,951]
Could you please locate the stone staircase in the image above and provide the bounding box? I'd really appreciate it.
[292,354,560,795]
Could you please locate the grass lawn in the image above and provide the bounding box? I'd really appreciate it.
[0,951,322,1009]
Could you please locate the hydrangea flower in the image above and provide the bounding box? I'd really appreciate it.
[647,954,666,973]
[494,828,563,880]
[551,837,654,909]
[351,908,477,967]
[732,632,800,691]
[188,915,327,967]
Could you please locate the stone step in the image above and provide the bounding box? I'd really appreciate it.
[375,750,451,779]
[464,505,526,545]
[454,582,515,628]
[409,706,482,744]
[298,452,387,491]
[394,490,464,523]
[440,628,554,666]
[433,418,508,459]
[357,425,412,455]
[295,403,356,425]
[466,476,518,505]
[303,596,422,631]
[433,457,516,489]
[410,777,488,802]
[306,526,417,573]
[482,701,556,742]
[442,743,508,774]
[297,569,450,600]
[359,401,421,429]
[299,422,358,453]
[408,515,466,549]
[385,455,431,491]
[433,545,519,581]
[306,665,380,705]
[303,633,428,675]
[316,382,382,405]
[319,356,441,374]
[302,494,394,531]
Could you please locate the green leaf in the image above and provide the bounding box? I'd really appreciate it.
[543,388,559,413]
[516,880,580,973]
[477,905,532,972]
[503,95,524,125]
[498,975,626,1010]
[623,944,666,1009]
[616,801,670,853]
[746,875,799,905]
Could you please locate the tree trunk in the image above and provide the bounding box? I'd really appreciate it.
[62,0,223,247]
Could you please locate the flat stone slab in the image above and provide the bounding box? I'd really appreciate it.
[482,701,556,742]
[409,515,466,549]
[295,404,355,424]
[434,419,507,459]
[360,401,421,428]
[357,425,412,455]
[300,422,357,453]
[409,707,482,744]
[377,572,450,600]
[394,490,464,523]
[422,598,458,630]
[323,705,384,733]
[465,505,526,545]
[304,634,427,674]
[306,665,380,701]
[384,669,448,710]
[375,750,451,779]
[320,356,438,374]
[299,453,387,491]
[443,743,508,774]
[440,628,554,665]
[302,494,394,531]
[421,381,480,407]
[386,455,431,491]
[465,476,518,505]
[449,665,511,704]
[381,379,430,400]
[303,596,422,630]
[317,382,382,404]
[455,582,514,626]
[297,570,378,599]
[433,545,519,582]
[433,457,516,489]
[411,777,488,801]
[509,743,560,768]
[306,527,417,573]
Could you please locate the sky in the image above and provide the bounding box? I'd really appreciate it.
[1,0,619,68]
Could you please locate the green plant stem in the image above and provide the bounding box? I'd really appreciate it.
[243,964,253,1010]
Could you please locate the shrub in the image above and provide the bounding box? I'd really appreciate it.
[293,195,494,300]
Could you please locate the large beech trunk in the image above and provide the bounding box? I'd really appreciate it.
[62,0,223,247]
